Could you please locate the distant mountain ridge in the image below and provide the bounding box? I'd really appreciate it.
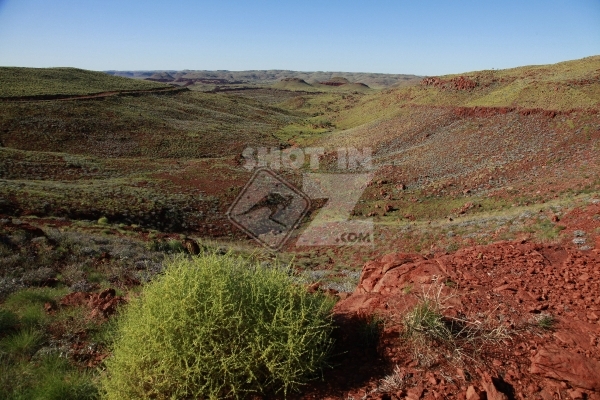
[104,69,421,89]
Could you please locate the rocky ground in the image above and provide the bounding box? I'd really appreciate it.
[292,200,600,400]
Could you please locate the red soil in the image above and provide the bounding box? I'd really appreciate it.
[297,201,600,399]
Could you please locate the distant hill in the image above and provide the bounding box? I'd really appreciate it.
[105,69,421,89]
[147,72,175,82]
[0,67,169,98]
[271,76,373,92]
[316,76,350,86]
[272,78,314,90]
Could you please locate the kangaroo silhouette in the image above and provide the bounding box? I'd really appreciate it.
[237,192,294,227]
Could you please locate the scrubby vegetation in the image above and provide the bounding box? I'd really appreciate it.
[101,253,336,399]
[402,282,510,364]
[0,56,599,398]
[0,67,169,98]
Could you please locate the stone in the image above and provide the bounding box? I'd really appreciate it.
[466,385,482,400]
[566,389,584,399]
[480,373,508,400]
[530,344,600,391]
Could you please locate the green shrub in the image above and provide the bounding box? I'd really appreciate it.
[166,239,185,253]
[101,253,336,399]
[97,217,109,225]
[145,239,185,253]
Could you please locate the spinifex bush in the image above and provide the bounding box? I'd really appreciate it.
[101,253,336,399]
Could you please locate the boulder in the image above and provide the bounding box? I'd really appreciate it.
[530,344,600,391]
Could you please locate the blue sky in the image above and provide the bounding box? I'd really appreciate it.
[0,0,598,75]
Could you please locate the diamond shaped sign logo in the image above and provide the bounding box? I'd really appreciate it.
[227,168,311,250]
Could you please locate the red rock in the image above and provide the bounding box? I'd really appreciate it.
[60,292,91,307]
[526,383,540,394]
[406,386,424,400]
[337,292,350,300]
[480,373,508,400]
[307,282,320,293]
[466,385,482,400]
[538,388,556,400]
[530,344,600,391]
[587,311,599,321]
[493,284,517,292]
[44,302,56,313]
[567,389,584,399]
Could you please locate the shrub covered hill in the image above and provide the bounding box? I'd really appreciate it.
[0,56,599,399]
[1,56,598,236]
[0,67,172,99]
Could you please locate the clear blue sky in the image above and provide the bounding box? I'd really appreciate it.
[0,0,598,75]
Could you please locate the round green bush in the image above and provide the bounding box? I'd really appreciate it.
[101,253,336,399]
[166,239,184,253]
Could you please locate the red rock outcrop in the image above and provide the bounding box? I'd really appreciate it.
[59,288,125,319]
[332,204,600,397]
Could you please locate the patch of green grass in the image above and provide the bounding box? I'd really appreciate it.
[86,271,105,284]
[446,242,460,253]
[532,313,555,331]
[356,314,384,351]
[31,356,98,400]
[524,218,565,240]
[0,354,98,400]
[0,329,44,358]
[403,297,453,344]
[443,279,457,288]
[3,288,67,313]
[0,310,19,334]
[1,288,68,331]
[88,315,120,348]
[402,283,510,362]
[18,305,49,330]
[166,239,185,253]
